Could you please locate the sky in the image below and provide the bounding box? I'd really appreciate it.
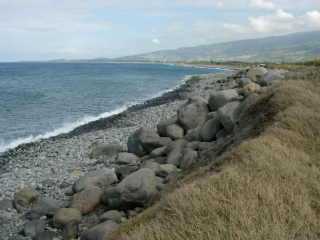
[0,0,320,61]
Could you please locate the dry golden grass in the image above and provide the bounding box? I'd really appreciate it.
[114,66,320,240]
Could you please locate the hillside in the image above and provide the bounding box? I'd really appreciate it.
[117,31,320,63]
[113,65,320,239]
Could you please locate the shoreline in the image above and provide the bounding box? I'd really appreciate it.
[0,68,236,239]
[0,66,233,157]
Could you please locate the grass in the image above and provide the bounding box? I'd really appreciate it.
[113,66,320,240]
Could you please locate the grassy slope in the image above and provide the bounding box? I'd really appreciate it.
[114,66,320,240]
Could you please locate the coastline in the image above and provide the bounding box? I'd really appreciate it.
[0,69,236,239]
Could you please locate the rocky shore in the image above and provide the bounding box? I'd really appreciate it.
[0,66,286,240]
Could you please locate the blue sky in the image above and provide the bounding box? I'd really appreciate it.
[0,0,319,61]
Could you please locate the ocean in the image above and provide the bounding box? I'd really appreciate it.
[0,62,223,152]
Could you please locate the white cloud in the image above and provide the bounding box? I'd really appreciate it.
[250,0,276,10]
[152,38,161,44]
[307,10,320,27]
[223,23,248,33]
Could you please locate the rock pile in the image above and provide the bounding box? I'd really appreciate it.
[9,66,285,240]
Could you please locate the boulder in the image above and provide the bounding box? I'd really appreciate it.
[89,143,123,160]
[115,152,139,165]
[187,141,212,151]
[128,128,172,156]
[167,139,188,166]
[54,208,82,227]
[157,164,179,178]
[163,124,184,140]
[150,146,168,158]
[14,187,39,211]
[157,116,178,137]
[73,168,118,193]
[27,197,61,219]
[180,148,198,169]
[207,111,218,120]
[71,187,103,214]
[240,82,261,97]
[80,221,119,240]
[247,67,268,82]
[143,161,161,173]
[184,127,202,142]
[200,118,222,142]
[177,97,209,130]
[217,101,241,132]
[23,219,46,238]
[208,89,241,111]
[100,210,124,223]
[115,165,140,180]
[103,169,158,209]
[259,69,285,86]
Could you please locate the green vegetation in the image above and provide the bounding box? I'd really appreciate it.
[112,65,320,240]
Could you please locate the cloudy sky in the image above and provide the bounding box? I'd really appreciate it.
[1,0,320,61]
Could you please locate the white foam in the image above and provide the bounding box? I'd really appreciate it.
[0,105,129,153]
[0,69,224,154]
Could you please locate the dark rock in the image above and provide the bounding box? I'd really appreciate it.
[73,168,118,193]
[167,139,188,166]
[27,197,61,219]
[180,148,198,169]
[157,116,178,137]
[184,127,202,142]
[103,169,158,209]
[81,221,119,240]
[115,164,140,180]
[208,89,241,111]
[128,128,172,157]
[177,97,209,131]
[200,118,223,142]
[62,222,79,240]
[217,101,241,132]
[54,208,82,227]
[71,187,103,214]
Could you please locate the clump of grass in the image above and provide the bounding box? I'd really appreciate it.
[114,66,320,240]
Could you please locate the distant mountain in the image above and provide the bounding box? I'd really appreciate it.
[117,31,320,63]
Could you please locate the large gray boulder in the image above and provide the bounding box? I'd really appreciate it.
[54,208,82,227]
[103,169,158,209]
[184,126,202,142]
[14,187,39,212]
[177,97,209,131]
[164,124,184,140]
[180,148,198,169]
[217,101,241,132]
[71,187,103,214]
[200,118,222,142]
[128,128,172,156]
[247,67,268,82]
[157,116,178,137]
[208,89,241,111]
[80,221,119,240]
[73,169,118,193]
[167,139,188,166]
[114,152,139,165]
